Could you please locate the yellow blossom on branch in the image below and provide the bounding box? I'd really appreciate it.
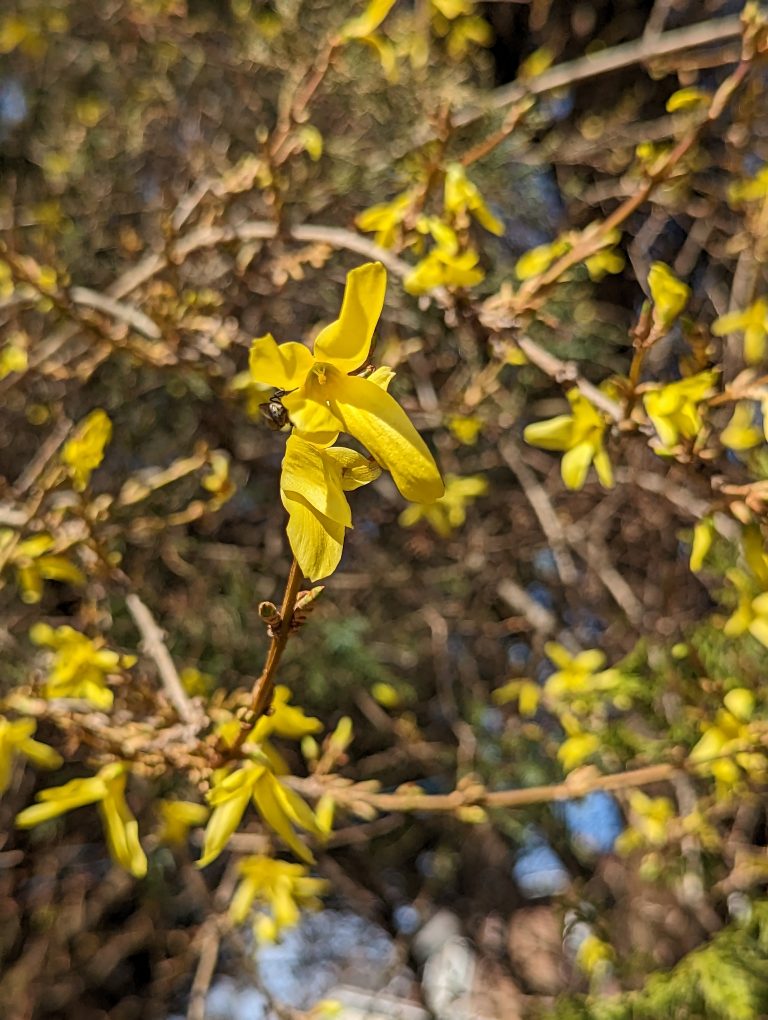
[557,714,601,772]
[712,298,768,365]
[723,570,768,649]
[543,642,620,702]
[647,262,690,330]
[689,688,765,790]
[61,408,112,491]
[16,762,147,878]
[398,473,487,538]
[249,262,444,504]
[229,854,328,943]
[0,716,62,795]
[720,401,763,451]
[0,529,85,604]
[523,388,614,491]
[30,622,136,709]
[689,517,715,572]
[642,370,717,450]
[157,799,209,846]
[444,163,503,236]
[728,164,768,205]
[355,190,415,249]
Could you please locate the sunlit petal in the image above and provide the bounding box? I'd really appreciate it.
[314,262,387,373]
[282,435,351,526]
[561,442,594,490]
[283,493,345,582]
[249,334,314,389]
[523,415,574,451]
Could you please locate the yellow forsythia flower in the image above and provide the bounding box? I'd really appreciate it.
[249,262,444,503]
[444,163,503,236]
[720,401,763,451]
[712,298,768,365]
[61,409,112,491]
[0,716,62,795]
[642,370,717,449]
[615,791,675,853]
[0,529,84,604]
[666,87,709,112]
[30,622,135,709]
[728,164,768,205]
[229,855,328,942]
[198,757,321,868]
[398,473,487,538]
[557,715,600,773]
[157,799,209,846]
[515,238,570,281]
[543,643,619,701]
[724,571,768,649]
[523,389,613,491]
[338,0,397,40]
[647,262,690,329]
[16,762,148,878]
[689,689,765,790]
[446,414,483,445]
[280,433,381,580]
[355,191,414,249]
[251,685,323,742]
[689,518,715,572]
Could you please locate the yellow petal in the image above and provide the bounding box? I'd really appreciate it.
[721,401,762,451]
[284,493,345,581]
[34,555,86,587]
[313,262,387,373]
[327,374,443,502]
[198,785,252,868]
[561,441,594,490]
[251,772,314,863]
[690,518,714,572]
[325,447,382,491]
[523,414,574,451]
[281,435,351,526]
[339,0,397,40]
[99,779,147,878]
[249,334,314,389]
[282,375,343,440]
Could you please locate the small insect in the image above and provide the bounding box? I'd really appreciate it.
[259,390,289,431]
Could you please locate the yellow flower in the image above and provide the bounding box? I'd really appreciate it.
[584,247,625,281]
[616,791,675,852]
[31,622,135,709]
[728,165,768,205]
[446,414,483,445]
[557,716,600,772]
[689,689,764,790]
[16,762,147,878]
[355,191,414,249]
[647,262,690,329]
[201,450,236,508]
[642,370,717,449]
[404,246,484,294]
[280,433,381,580]
[157,799,209,846]
[515,237,570,281]
[444,163,503,236]
[723,570,768,648]
[0,716,62,795]
[721,401,763,451]
[398,472,487,538]
[523,388,613,491]
[249,262,443,504]
[229,854,328,942]
[338,0,397,40]
[0,529,85,604]
[543,642,619,702]
[199,757,321,868]
[689,518,714,572]
[251,685,323,743]
[492,678,540,717]
[61,409,112,491]
[712,298,768,365]
[666,87,709,112]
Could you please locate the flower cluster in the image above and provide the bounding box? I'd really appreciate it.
[229,854,328,943]
[31,622,136,709]
[249,262,444,580]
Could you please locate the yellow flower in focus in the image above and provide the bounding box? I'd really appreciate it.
[16,762,147,878]
[0,716,62,795]
[523,388,613,491]
[229,854,328,942]
[199,757,321,868]
[251,685,322,743]
[280,433,381,580]
[712,298,768,365]
[249,262,444,504]
[31,622,135,709]
[647,262,690,329]
[61,409,112,492]
[157,799,209,846]
[444,163,503,236]
[398,473,487,538]
[642,370,717,450]
[0,529,85,604]
[721,401,763,451]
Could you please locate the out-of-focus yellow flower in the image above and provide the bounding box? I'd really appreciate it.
[689,688,765,790]
[728,164,768,205]
[721,401,763,451]
[250,262,443,504]
[444,163,503,236]
[16,762,147,878]
[492,678,541,717]
[616,791,675,854]
[446,414,483,445]
[557,714,600,772]
[201,450,236,508]
[576,933,615,978]
[338,0,397,40]
[198,757,321,868]
[405,245,484,294]
[642,370,717,450]
[647,262,690,329]
[543,643,620,701]
[584,246,625,281]
[517,46,554,80]
[712,298,768,365]
[515,237,570,281]
[0,530,85,604]
[666,87,709,112]
[0,341,28,379]
[356,191,414,249]
[723,570,768,648]
[280,433,381,581]
[398,473,487,538]
[690,517,715,572]
[523,388,613,491]
[157,799,209,846]
[251,685,322,743]
[0,716,62,795]
[30,622,135,709]
[229,854,328,942]
[61,409,112,492]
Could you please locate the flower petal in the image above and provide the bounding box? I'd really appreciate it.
[284,493,346,581]
[523,415,574,451]
[282,378,342,441]
[313,262,387,373]
[249,334,314,390]
[561,442,594,490]
[281,435,350,526]
[327,374,443,502]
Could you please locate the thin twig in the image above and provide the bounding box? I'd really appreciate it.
[125,593,199,727]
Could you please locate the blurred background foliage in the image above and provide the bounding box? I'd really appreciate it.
[2,0,768,1018]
